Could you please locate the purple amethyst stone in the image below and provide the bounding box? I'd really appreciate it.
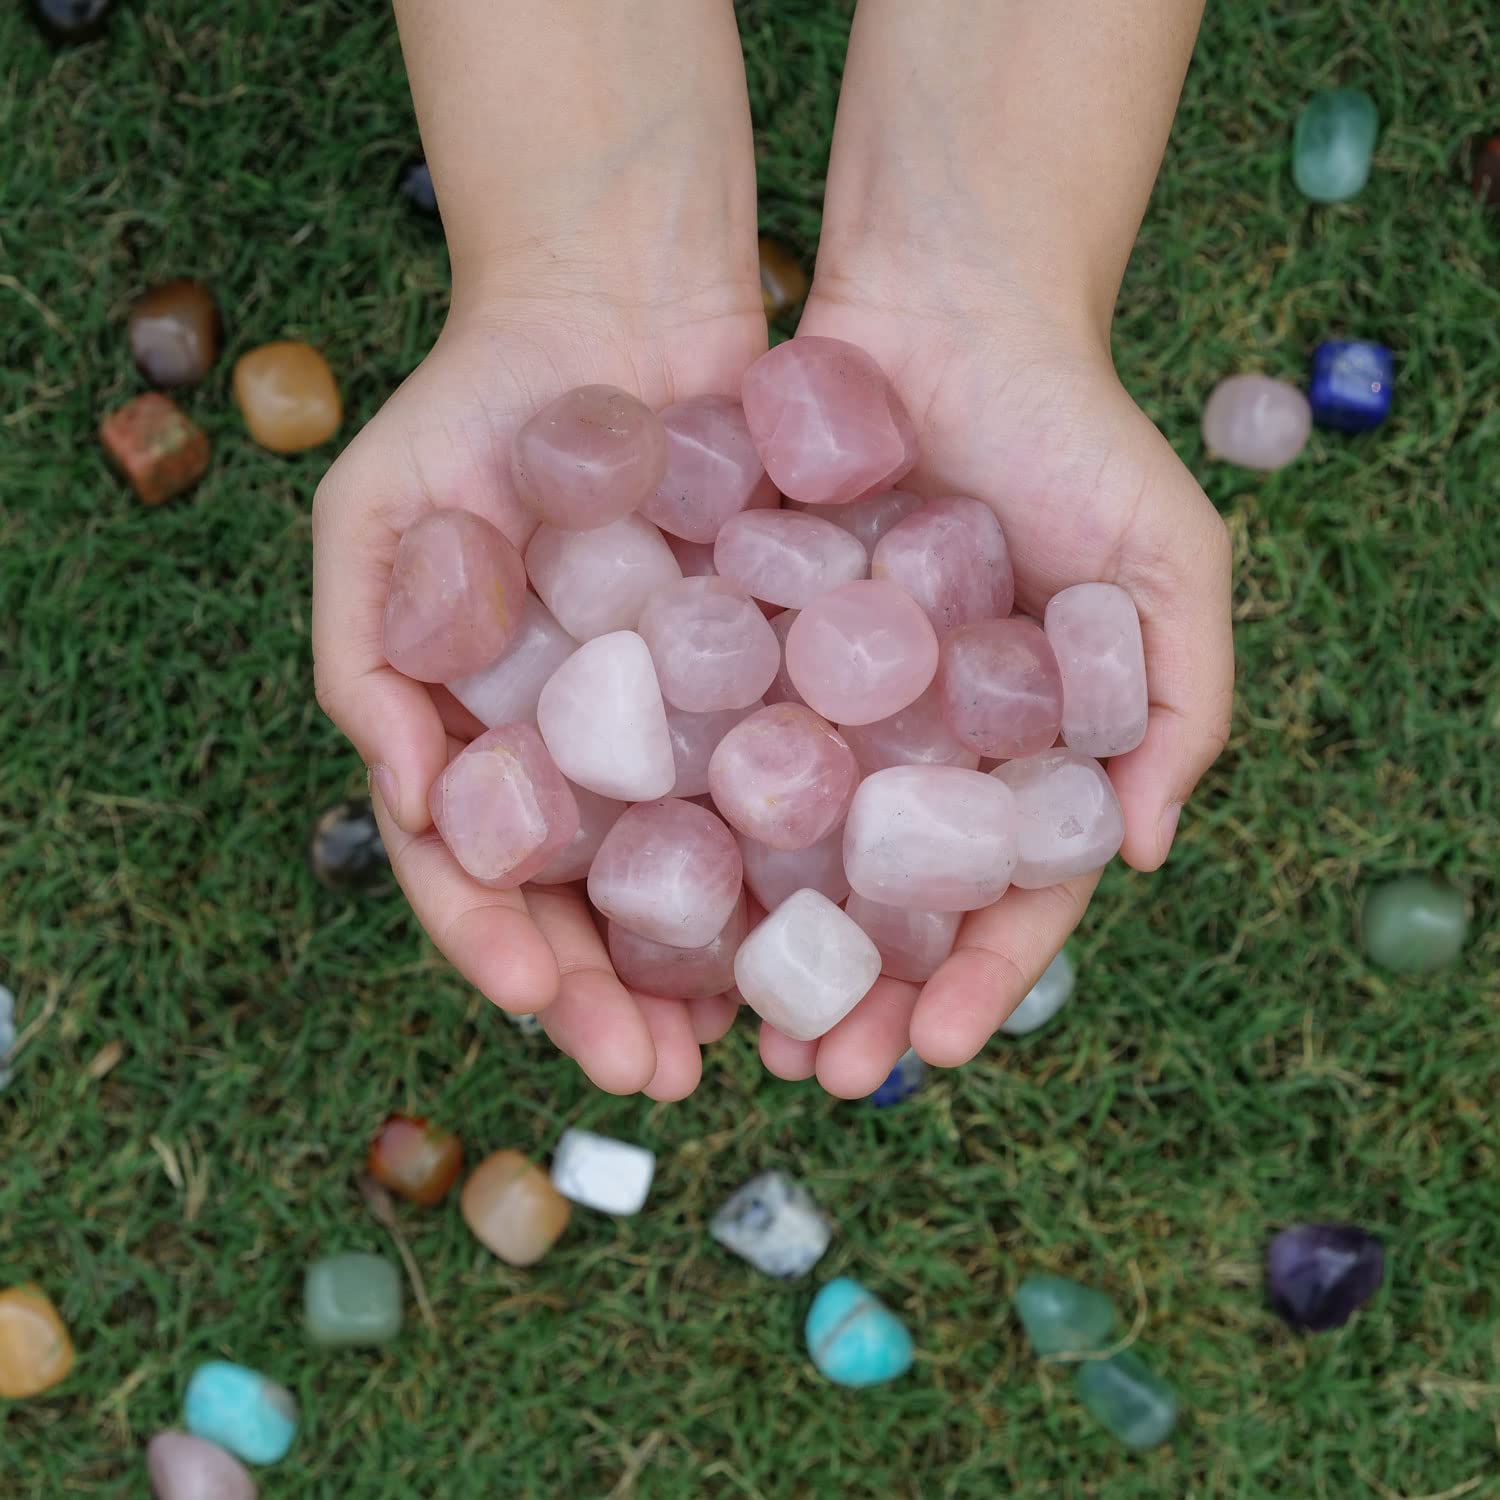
[1266,1223,1385,1331]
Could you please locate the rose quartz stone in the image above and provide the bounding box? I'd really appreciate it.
[637,577,780,712]
[383,509,528,682]
[638,396,779,542]
[840,682,979,772]
[733,888,881,1040]
[937,617,1063,760]
[992,749,1124,888]
[870,497,1014,635]
[763,610,807,707]
[607,893,747,1000]
[784,580,939,726]
[445,593,577,727]
[1044,583,1148,758]
[845,893,961,983]
[535,631,676,800]
[792,489,922,557]
[525,514,681,641]
[741,337,918,505]
[147,1431,257,1500]
[511,384,668,530]
[1201,374,1312,471]
[665,534,719,578]
[713,510,867,609]
[588,797,742,947]
[529,784,627,885]
[708,703,859,851]
[843,765,1017,911]
[428,724,579,888]
[666,701,762,798]
[736,827,850,911]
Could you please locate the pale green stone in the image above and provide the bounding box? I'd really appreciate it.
[1013,1274,1118,1356]
[1292,89,1378,202]
[1075,1350,1179,1450]
[303,1252,402,1347]
[1361,876,1467,974]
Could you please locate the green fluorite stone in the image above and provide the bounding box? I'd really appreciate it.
[1075,1350,1179,1450]
[1361,876,1467,974]
[304,1252,402,1347]
[1014,1274,1118,1356]
[1292,89,1378,202]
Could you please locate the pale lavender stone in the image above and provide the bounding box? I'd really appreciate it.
[1201,374,1312,471]
[147,1431,257,1500]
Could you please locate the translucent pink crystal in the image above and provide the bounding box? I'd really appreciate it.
[737,827,850,911]
[607,893,747,1000]
[713,510,867,609]
[530,784,626,885]
[937,617,1063,760]
[511,384,668,530]
[445,593,577,727]
[840,682,978,773]
[665,534,718,578]
[666,701,762,798]
[870,497,1013,635]
[708,703,859,851]
[383,509,528,682]
[845,893,961,983]
[535,631,676,800]
[784,580,939,726]
[991,749,1123,888]
[1043,583,1148,758]
[843,765,1017,911]
[428,724,579,889]
[637,577,780,712]
[1201,374,1312,471]
[525,514,681,641]
[763,610,807,707]
[793,489,922,557]
[733,888,882,1040]
[638,395,779,543]
[740,337,918,505]
[587,797,743,948]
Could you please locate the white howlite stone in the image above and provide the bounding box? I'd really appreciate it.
[551,1128,656,1216]
[504,1010,544,1036]
[732,888,881,1041]
[0,984,13,1089]
[711,1171,833,1278]
[1001,948,1076,1036]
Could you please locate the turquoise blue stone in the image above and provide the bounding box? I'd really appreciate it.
[1292,89,1378,202]
[1361,876,1468,974]
[1074,1350,1179,1450]
[1014,1274,1118,1356]
[805,1278,913,1387]
[184,1360,298,1464]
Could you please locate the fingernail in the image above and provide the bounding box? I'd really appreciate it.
[1158,802,1182,861]
[369,764,399,821]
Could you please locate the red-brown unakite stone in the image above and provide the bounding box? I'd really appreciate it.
[99,393,210,505]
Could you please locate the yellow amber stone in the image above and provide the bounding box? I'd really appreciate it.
[0,1285,74,1398]
[232,341,341,453]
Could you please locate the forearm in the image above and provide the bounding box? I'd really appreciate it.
[819,0,1203,339]
[393,0,757,314]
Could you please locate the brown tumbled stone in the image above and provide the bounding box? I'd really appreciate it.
[128,280,222,388]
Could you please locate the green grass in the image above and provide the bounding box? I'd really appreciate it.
[2,1,1497,1495]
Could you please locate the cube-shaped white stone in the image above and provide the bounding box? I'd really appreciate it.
[711,1171,832,1278]
[551,1128,655,1215]
[1001,948,1075,1036]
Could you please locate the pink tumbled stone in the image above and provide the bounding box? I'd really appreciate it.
[529,784,626,885]
[762,610,807,707]
[428,724,579,889]
[607,893,747,1000]
[741,337,918,505]
[383,509,528,682]
[587,797,743,948]
[666,701,762,798]
[737,827,850,911]
[1201,374,1312,471]
[445,593,577,727]
[732,888,882,1040]
[992,749,1124,888]
[840,682,979,772]
[713,509,867,609]
[784,580,939,726]
[870,497,1014,636]
[147,1431,257,1500]
[639,396,779,542]
[938,617,1063,760]
[535,631,676,800]
[525,514,681,641]
[845,893,961,983]
[665,534,719,578]
[708,703,859,851]
[637,577,780,712]
[843,765,1017,911]
[1044,583,1148,758]
[511,384,668,530]
[792,489,922,558]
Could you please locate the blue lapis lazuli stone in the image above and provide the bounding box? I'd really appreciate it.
[868,1047,925,1107]
[805,1277,914,1387]
[1308,341,1393,432]
[184,1360,298,1464]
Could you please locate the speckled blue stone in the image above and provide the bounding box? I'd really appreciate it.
[868,1047,925,1107]
[184,1361,297,1465]
[805,1278,914,1387]
[1308,341,1392,432]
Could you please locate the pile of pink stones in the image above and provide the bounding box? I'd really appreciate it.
[382,337,1145,1043]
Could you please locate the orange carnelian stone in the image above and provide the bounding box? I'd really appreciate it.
[367,1114,463,1206]
[0,1285,74,1398]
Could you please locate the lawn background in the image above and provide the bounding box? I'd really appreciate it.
[1,1,1496,1496]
